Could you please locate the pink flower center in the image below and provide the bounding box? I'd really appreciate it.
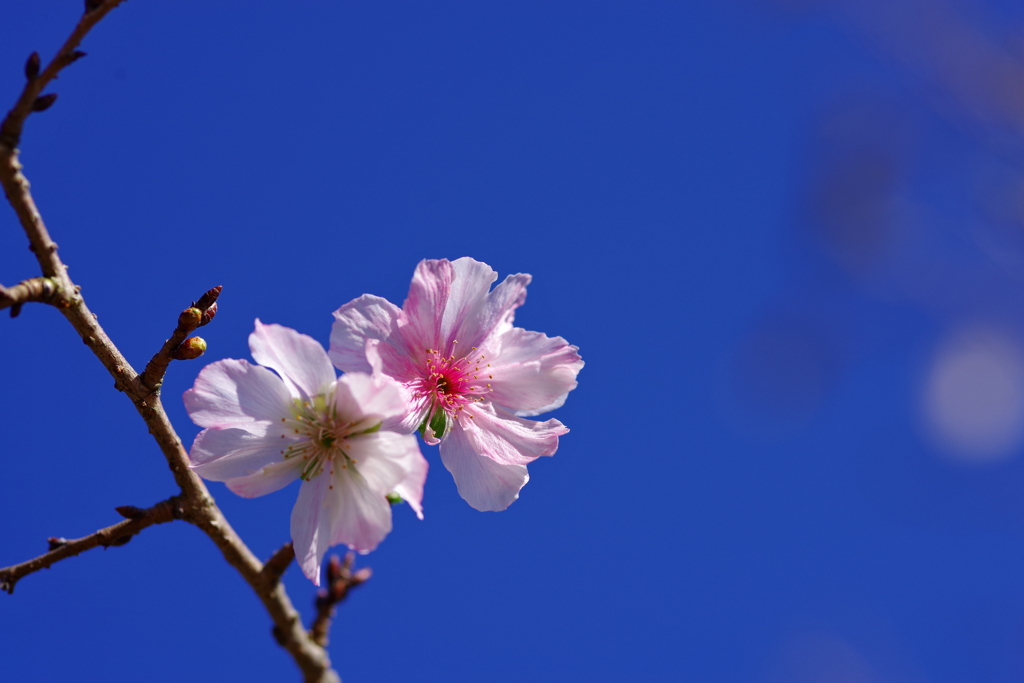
[413,344,494,417]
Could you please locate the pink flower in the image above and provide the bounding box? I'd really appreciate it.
[184,320,427,585]
[330,258,583,511]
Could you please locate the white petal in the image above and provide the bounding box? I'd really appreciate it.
[327,469,394,554]
[346,431,424,492]
[184,359,291,430]
[460,402,567,466]
[190,427,291,481]
[225,458,302,498]
[291,474,335,585]
[440,420,530,511]
[486,327,584,416]
[249,320,336,400]
[389,437,429,520]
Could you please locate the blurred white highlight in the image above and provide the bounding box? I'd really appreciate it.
[769,632,879,683]
[923,325,1024,462]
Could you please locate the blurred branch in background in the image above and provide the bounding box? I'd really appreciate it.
[729,0,1024,463]
[309,554,373,648]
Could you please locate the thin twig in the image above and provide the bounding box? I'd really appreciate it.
[261,542,296,589]
[0,497,181,594]
[0,0,125,152]
[309,553,372,648]
[0,6,340,683]
[0,276,60,316]
[139,285,220,391]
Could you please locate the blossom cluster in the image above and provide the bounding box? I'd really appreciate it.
[184,258,583,584]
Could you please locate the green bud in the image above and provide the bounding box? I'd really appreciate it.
[418,408,448,439]
[178,307,202,330]
[386,492,404,506]
[429,408,447,438]
[173,336,207,360]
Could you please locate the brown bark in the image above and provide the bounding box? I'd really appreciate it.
[0,4,342,682]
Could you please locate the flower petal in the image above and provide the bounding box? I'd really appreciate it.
[390,441,429,521]
[184,359,291,430]
[459,402,567,466]
[334,371,408,425]
[347,431,428,520]
[451,271,532,350]
[440,421,530,511]
[330,294,414,379]
[189,427,292,481]
[249,320,336,400]
[327,470,394,555]
[486,327,584,416]
[291,473,335,585]
[401,259,452,352]
[225,458,302,498]
[440,257,498,344]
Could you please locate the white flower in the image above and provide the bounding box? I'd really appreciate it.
[184,320,427,584]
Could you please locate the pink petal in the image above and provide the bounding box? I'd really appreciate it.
[440,421,530,511]
[334,372,408,425]
[400,259,452,352]
[225,458,302,498]
[459,402,568,466]
[486,327,584,416]
[450,272,532,350]
[291,473,335,585]
[189,427,291,481]
[327,470,394,554]
[249,320,336,400]
[440,257,498,344]
[362,339,423,432]
[184,359,291,430]
[330,294,415,379]
[347,431,428,520]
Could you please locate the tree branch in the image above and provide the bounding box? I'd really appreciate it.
[0,276,60,316]
[139,285,220,392]
[0,497,181,594]
[261,542,296,588]
[0,0,126,152]
[309,553,372,648]
[0,6,341,683]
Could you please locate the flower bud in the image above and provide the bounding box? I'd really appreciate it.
[173,336,207,360]
[24,52,39,80]
[386,492,404,505]
[199,301,217,327]
[115,505,146,520]
[193,285,222,311]
[31,93,57,112]
[178,307,202,331]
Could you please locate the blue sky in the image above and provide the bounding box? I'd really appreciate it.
[5,1,1024,681]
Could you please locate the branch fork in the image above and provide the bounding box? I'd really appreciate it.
[0,5,345,683]
[0,276,60,316]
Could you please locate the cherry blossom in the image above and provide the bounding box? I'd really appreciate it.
[330,258,583,511]
[184,320,427,585]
